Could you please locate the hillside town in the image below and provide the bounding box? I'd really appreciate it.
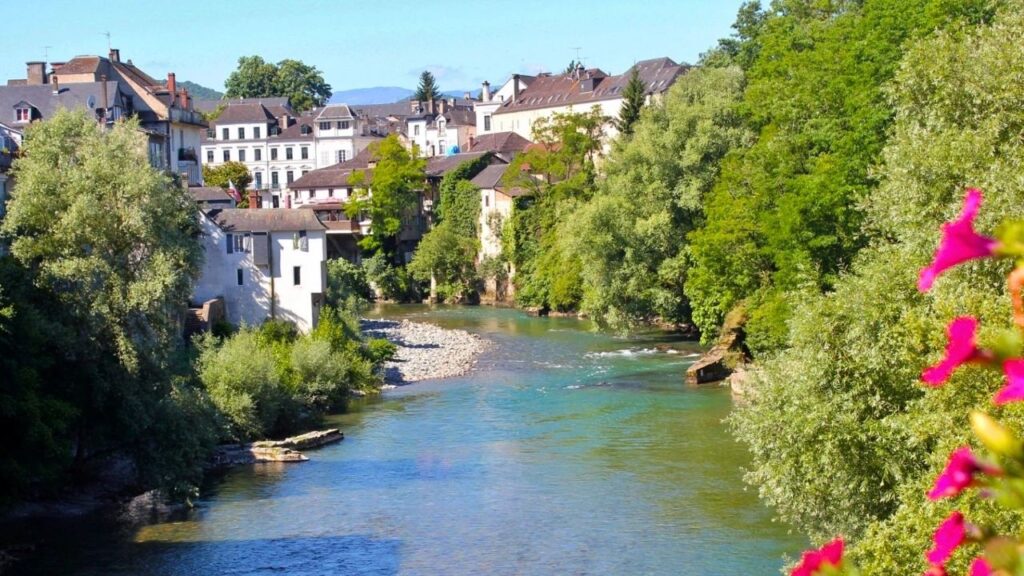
[0,49,684,332]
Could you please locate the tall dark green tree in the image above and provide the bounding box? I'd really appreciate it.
[413,70,440,102]
[616,67,646,136]
[224,56,332,113]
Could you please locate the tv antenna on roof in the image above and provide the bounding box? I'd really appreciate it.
[43,46,51,62]
[102,31,111,51]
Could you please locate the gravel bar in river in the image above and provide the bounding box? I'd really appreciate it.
[361,318,490,384]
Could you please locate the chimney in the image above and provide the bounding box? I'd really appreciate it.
[26,62,47,85]
[463,91,471,101]
[279,114,292,129]
[438,99,447,114]
[512,74,520,102]
[427,98,435,115]
[52,76,60,95]
[109,48,120,63]
[481,81,491,102]
[411,99,421,114]
[180,88,190,109]
[167,73,177,102]
[248,190,259,210]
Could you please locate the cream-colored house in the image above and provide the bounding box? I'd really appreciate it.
[489,58,686,143]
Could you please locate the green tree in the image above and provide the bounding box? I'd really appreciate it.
[413,70,440,102]
[274,59,333,113]
[730,2,1018,573]
[346,135,426,256]
[0,109,212,497]
[615,67,646,136]
[224,56,332,113]
[408,222,479,301]
[224,56,278,100]
[565,59,580,74]
[202,161,252,191]
[567,66,750,330]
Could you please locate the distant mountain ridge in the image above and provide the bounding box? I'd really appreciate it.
[330,86,481,105]
[180,80,223,100]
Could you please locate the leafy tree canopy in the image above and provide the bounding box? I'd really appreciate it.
[224,56,332,113]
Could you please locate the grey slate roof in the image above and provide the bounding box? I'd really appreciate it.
[353,102,411,119]
[190,186,234,203]
[0,81,121,122]
[469,131,532,155]
[205,208,325,232]
[194,97,290,114]
[425,152,491,178]
[315,104,354,120]
[470,164,509,189]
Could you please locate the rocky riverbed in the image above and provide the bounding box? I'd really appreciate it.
[362,318,490,384]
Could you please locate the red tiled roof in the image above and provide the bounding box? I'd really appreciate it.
[469,131,532,155]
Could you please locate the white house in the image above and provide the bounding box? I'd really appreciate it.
[405,99,477,157]
[200,101,380,208]
[194,207,328,332]
[474,75,534,136]
[489,58,686,143]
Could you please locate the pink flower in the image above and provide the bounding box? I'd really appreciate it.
[919,188,998,292]
[995,359,1024,405]
[922,317,982,386]
[923,566,948,576]
[970,557,993,576]
[928,447,999,500]
[791,537,844,576]
[926,511,966,566]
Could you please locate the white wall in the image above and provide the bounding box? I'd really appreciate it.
[478,188,513,259]
[193,215,328,332]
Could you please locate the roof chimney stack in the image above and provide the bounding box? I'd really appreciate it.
[167,73,177,102]
[26,61,47,85]
[481,81,491,102]
[512,74,521,102]
[109,48,120,63]
[248,190,259,210]
[52,76,60,95]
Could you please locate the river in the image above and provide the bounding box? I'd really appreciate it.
[4,306,804,575]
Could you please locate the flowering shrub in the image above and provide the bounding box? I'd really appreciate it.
[792,189,1024,575]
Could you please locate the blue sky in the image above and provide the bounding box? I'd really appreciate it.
[1,0,746,93]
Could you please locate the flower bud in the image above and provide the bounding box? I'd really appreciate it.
[971,411,1023,459]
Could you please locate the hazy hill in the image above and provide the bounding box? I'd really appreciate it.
[180,81,224,100]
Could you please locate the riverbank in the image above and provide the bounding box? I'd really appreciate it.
[361,318,490,384]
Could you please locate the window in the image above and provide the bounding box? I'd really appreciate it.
[271,172,279,188]
[270,148,278,160]
[286,147,293,160]
[233,234,248,253]
[339,150,347,162]
[222,128,229,140]
[302,170,309,176]
[238,127,245,139]
[206,128,214,138]
[439,140,446,153]
[254,148,262,161]
[301,147,308,159]
[308,190,314,199]
[293,266,301,286]
[254,172,263,189]
[238,149,246,162]
[206,150,214,163]
[484,115,491,131]
[287,171,294,184]
[328,189,334,197]
[254,127,261,139]
[272,195,279,208]
[413,125,420,136]
[338,121,349,130]
[485,193,490,208]
[222,150,230,162]
[319,121,330,131]
[226,233,233,254]
[236,269,244,286]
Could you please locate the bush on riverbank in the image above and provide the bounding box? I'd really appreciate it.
[197,308,383,441]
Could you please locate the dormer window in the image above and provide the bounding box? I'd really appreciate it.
[15,107,31,123]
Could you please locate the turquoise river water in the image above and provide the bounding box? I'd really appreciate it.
[4,306,804,575]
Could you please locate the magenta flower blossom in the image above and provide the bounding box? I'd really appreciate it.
[791,537,844,576]
[926,511,966,567]
[919,188,998,292]
[970,557,993,576]
[995,359,1024,405]
[928,447,999,500]
[922,317,981,386]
